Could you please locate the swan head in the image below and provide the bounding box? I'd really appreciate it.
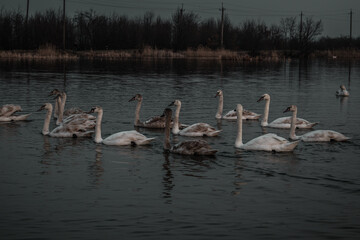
[169,100,181,107]
[257,93,270,102]
[37,103,53,112]
[215,90,223,98]
[87,106,103,114]
[340,85,346,90]
[283,105,297,113]
[128,94,142,102]
[48,89,62,96]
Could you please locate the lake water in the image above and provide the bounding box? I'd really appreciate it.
[0,58,359,239]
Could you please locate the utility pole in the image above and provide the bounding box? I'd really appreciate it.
[299,11,303,43]
[349,9,353,48]
[26,0,29,24]
[62,0,66,50]
[219,3,225,49]
[180,3,184,18]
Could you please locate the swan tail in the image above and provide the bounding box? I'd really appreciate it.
[274,140,300,152]
[308,122,319,128]
[135,137,156,145]
[195,149,218,156]
[207,130,222,137]
[10,113,31,121]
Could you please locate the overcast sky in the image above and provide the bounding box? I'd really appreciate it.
[1,0,359,37]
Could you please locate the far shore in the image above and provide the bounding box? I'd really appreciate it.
[1,46,359,62]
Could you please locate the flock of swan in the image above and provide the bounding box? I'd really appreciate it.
[0,85,350,156]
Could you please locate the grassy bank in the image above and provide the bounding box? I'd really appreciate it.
[1,45,359,61]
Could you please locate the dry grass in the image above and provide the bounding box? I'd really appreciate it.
[1,46,359,61]
[0,44,78,60]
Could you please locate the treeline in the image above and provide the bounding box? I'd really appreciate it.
[0,7,359,55]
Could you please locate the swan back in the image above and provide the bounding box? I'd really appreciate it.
[0,104,22,117]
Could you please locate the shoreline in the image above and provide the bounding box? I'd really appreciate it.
[1,47,359,61]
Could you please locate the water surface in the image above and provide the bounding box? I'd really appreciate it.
[0,59,359,239]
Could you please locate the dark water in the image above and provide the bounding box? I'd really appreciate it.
[0,59,359,239]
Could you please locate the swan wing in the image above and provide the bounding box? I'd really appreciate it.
[0,113,31,122]
[242,133,298,152]
[143,115,167,128]
[64,107,84,117]
[171,139,217,155]
[0,104,22,117]
[103,130,154,145]
[269,117,317,129]
[180,123,221,137]
[301,130,349,142]
[223,109,237,119]
[243,109,261,120]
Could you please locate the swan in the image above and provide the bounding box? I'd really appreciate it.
[257,93,318,129]
[0,104,31,122]
[54,93,95,126]
[284,105,350,142]
[48,89,61,118]
[87,106,155,145]
[49,89,84,120]
[336,85,350,97]
[128,94,169,128]
[129,93,188,129]
[235,104,299,152]
[163,108,217,155]
[38,103,95,137]
[170,100,221,137]
[215,89,261,120]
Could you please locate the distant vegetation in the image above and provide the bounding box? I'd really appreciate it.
[0,7,359,59]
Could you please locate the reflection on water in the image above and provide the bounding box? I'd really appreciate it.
[88,145,104,187]
[0,59,359,239]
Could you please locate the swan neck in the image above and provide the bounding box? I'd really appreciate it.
[261,98,270,126]
[54,98,59,118]
[235,106,243,147]
[134,99,142,126]
[290,109,298,140]
[164,113,171,151]
[95,110,104,143]
[56,96,63,125]
[172,104,181,134]
[216,94,223,119]
[43,106,53,135]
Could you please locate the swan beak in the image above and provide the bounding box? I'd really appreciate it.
[48,89,59,96]
[128,96,136,102]
[168,101,175,106]
[86,107,96,114]
[215,92,219,98]
[37,105,46,112]
[283,107,291,113]
[257,96,264,102]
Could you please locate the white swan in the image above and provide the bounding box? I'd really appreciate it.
[88,106,155,146]
[257,93,318,129]
[163,108,217,155]
[38,103,95,137]
[284,105,350,142]
[235,104,299,152]
[336,85,350,97]
[170,100,221,137]
[0,104,31,122]
[215,89,261,120]
[54,92,95,126]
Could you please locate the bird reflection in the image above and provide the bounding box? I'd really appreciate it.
[162,152,174,204]
[231,158,245,196]
[88,145,104,187]
[216,118,222,130]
